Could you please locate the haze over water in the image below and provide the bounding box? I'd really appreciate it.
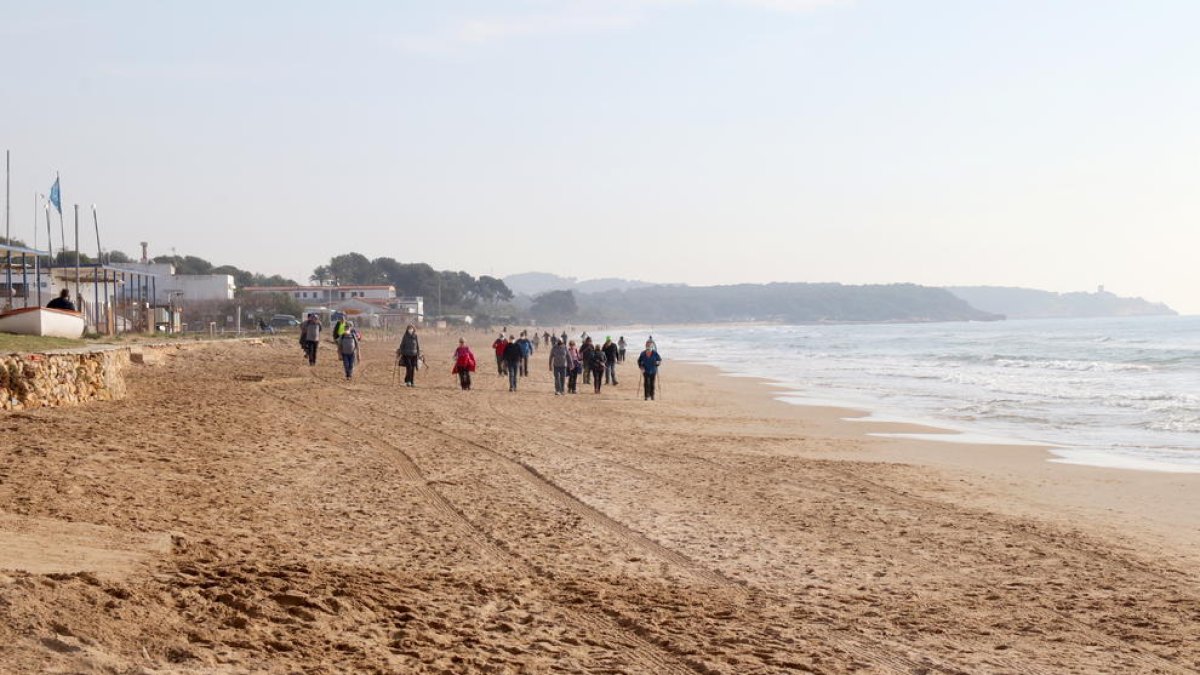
[663,316,1200,473]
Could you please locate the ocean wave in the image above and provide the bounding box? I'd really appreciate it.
[990,357,1152,372]
[1141,416,1200,433]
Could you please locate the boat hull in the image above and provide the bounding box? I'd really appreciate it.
[0,307,86,338]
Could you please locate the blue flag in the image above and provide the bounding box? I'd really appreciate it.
[49,176,62,215]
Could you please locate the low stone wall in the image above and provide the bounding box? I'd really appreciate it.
[0,347,130,411]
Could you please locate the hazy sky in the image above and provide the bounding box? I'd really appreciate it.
[3,1,1197,313]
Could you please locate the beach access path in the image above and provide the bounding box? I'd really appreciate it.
[0,333,1197,673]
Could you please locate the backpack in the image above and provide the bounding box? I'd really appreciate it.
[338,333,358,356]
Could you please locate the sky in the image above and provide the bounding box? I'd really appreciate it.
[2,0,1198,313]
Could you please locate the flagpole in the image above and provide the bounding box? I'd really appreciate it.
[33,193,40,307]
[74,204,81,311]
[56,173,65,260]
[4,149,11,310]
[44,203,53,298]
[93,205,103,329]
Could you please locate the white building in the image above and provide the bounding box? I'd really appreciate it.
[244,284,396,304]
[156,274,235,304]
[113,263,235,304]
[327,295,425,328]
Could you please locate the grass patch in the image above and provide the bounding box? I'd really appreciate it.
[0,333,91,354]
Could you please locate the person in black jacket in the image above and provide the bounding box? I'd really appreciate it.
[502,336,523,392]
[397,324,421,387]
[299,313,322,366]
[580,337,595,385]
[601,337,620,385]
[589,347,607,393]
[46,289,76,311]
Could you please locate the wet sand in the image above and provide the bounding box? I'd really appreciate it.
[0,333,1197,673]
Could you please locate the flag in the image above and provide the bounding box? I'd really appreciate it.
[49,175,61,215]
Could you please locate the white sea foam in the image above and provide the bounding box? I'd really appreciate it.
[661,316,1200,474]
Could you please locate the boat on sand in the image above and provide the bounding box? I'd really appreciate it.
[0,307,86,339]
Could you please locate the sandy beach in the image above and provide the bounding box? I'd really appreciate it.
[1,332,1197,673]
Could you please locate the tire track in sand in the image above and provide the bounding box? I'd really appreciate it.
[261,384,703,675]
[477,395,1076,675]
[478,385,1197,675]
[308,381,992,675]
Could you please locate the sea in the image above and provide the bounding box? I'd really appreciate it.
[656,315,1200,474]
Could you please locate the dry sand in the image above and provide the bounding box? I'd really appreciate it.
[0,332,1197,673]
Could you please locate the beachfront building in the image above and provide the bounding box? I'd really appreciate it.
[327,295,425,328]
[114,262,235,304]
[243,284,396,305]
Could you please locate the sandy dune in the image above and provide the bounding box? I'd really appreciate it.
[0,333,1197,673]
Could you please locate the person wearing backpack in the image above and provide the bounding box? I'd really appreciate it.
[397,324,421,387]
[299,313,321,366]
[452,337,476,391]
[338,322,360,379]
[549,338,570,396]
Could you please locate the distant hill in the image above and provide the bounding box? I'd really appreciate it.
[505,272,656,296]
[575,283,1001,324]
[946,286,1177,319]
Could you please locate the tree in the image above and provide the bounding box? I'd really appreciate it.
[327,252,378,285]
[530,290,577,322]
[107,250,133,263]
[476,275,514,304]
[310,265,332,285]
[53,250,94,266]
[153,254,213,275]
[373,257,438,297]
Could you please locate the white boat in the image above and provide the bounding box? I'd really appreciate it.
[0,307,86,339]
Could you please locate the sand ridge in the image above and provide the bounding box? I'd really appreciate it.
[0,332,1197,673]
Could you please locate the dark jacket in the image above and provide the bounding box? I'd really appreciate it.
[47,296,75,311]
[637,350,662,375]
[602,342,619,362]
[502,341,523,364]
[589,349,606,371]
[399,331,420,356]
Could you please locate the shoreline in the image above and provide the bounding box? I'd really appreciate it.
[667,359,1200,564]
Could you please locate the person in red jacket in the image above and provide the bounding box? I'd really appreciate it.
[491,333,508,375]
[452,338,477,391]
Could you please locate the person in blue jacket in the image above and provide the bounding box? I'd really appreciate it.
[636,340,662,401]
[516,332,534,377]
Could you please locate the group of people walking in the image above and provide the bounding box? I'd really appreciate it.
[295,319,661,400]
